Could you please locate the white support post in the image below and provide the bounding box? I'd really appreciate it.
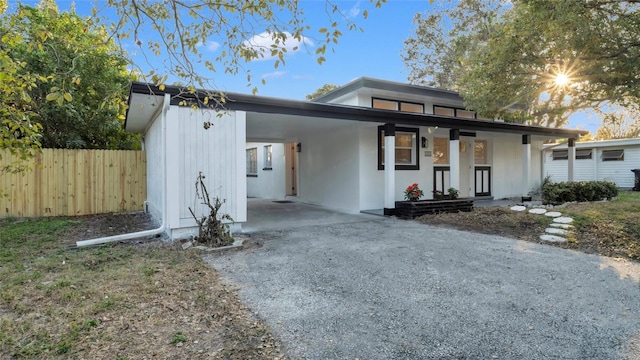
[165,95,180,233]
[449,129,460,194]
[384,124,396,215]
[522,135,531,197]
[568,138,576,182]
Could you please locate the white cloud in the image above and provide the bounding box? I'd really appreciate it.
[196,40,221,52]
[244,31,313,61]
[347,1,361,18]
[261,71,287,79]
[206,41,220,52]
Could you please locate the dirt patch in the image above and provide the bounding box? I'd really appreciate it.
[0,212,286,359]
[61,211,160,244]
[416,206,549,244]
[416,201,640,260]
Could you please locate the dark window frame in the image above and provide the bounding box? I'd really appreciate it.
[372,97,425,114]
[433,105,477,119]
[377,126,420,171]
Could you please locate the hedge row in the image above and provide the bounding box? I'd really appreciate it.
[542,180,618,205]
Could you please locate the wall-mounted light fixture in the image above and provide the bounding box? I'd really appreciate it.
[296,143,302,153]
[421,137,428,148]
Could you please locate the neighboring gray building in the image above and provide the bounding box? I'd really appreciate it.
[543,138,640,189]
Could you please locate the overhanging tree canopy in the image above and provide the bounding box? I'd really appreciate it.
[404,0,640,128]
[1,0,386,164]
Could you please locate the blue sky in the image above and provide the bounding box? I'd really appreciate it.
[10,0,599,133]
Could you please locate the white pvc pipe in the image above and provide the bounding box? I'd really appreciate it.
[76,93,171,248]
[75,226,166,247]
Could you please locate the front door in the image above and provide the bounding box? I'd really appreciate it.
[475,166,491,196]
[433,166,450,195]
[285,142,297,196]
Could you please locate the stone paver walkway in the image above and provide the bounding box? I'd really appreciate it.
[510,205,574,243]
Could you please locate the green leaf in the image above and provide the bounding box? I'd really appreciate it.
[46,93,59,102]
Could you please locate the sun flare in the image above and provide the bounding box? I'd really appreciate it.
[555,73,570,87]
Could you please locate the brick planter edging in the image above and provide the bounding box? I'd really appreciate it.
[394,198,474,219]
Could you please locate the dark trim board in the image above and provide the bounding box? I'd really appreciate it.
[127,82,588,139]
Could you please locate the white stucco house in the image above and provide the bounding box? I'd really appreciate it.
[125,77,586,239]
[543,138,640,189]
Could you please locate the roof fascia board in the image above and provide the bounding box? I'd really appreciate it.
[128,82,587,139]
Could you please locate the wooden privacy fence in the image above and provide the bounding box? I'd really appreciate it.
[1,149,146,218]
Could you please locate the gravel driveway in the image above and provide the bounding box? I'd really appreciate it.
[205,215,640,359]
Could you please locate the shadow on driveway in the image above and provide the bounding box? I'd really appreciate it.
[208,204,640,359]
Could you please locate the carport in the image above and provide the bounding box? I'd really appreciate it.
[242,198,378,233]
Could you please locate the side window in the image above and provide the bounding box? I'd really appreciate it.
[246,148,257,176]
[263,145,272,169]
[552,150,568,160]
[602,149,624,161]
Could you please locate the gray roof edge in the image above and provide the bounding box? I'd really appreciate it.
[543,138,640,150]
[312,77,463,103]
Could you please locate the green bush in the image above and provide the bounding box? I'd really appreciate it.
[542,180,618,205]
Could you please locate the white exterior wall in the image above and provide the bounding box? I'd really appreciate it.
[491,134,543,199]
[596,147,640,188]
[543,149,595,182]
[142,110,164,221]
[544,145,640,188]
[246,142,286,199]
[358,125,437,210]
[297,125,361,213]
[168,108,246,239]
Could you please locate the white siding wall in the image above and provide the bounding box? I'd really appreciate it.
[544,145,640,188]
[543,149,595,182]
[246,142,286,199]
[297,125,361,213]
[491,134,543,198]
[143,111,164,220]
[596,147,640,188]
[169,108,245,239]
[358,125,437,210]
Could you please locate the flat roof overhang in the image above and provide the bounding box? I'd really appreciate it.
[126,82,588,139]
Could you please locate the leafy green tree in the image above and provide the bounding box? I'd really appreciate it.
[102,0,385,97]
[1,0,385,159]
[404,0,640,128]
[305,84,339,101]
[4,1,138,150]
[403,0,505,91]
[593,105,640,140]
[0,2,44,170]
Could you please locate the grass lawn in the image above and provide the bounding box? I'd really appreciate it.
[0,216,283,359]
[417,191,640,261]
